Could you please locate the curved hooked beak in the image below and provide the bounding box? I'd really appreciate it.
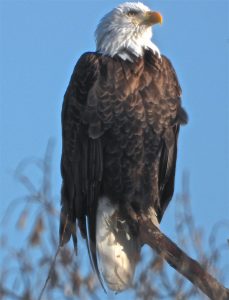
[141,11,163,26]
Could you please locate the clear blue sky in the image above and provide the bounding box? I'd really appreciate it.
[0,0,228,295]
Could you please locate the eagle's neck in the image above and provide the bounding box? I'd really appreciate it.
[95,24,160,62]
[114,40,160,62]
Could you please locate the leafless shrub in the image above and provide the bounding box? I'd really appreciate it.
[0,141,228,299]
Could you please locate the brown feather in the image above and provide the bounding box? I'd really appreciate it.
[60,49,187,284]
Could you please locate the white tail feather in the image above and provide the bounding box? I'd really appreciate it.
[96,197,139,292]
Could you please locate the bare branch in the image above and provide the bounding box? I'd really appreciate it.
[139,216,229,300]
[38,245,61,300]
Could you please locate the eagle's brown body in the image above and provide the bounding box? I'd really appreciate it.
[60,49,187,289]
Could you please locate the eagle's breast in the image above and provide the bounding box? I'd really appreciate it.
[86,52,179,209]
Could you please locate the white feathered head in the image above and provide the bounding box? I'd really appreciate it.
[95,2,163,61]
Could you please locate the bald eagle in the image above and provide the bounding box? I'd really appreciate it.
[60,1,188,292]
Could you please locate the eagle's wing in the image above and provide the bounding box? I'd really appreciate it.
[59,52,105,285]
[157,56,188,222]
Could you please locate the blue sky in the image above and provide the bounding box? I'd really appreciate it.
[0,0,228,296]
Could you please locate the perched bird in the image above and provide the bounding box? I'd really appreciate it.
[59,1,188,292]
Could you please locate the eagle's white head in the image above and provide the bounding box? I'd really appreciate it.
[95,2,162,61]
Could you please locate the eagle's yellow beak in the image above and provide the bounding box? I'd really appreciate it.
[141,11,163,26]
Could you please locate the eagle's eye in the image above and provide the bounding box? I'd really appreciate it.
[126,10,140,17]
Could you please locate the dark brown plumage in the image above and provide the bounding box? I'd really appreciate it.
[60,49,187,287]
